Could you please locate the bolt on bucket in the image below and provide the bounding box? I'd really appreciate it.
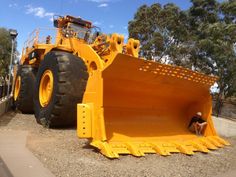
[77,53,230,158]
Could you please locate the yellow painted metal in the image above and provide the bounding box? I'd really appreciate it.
[126,38,140,58]
[88,136,229,158]
[17,15,229,158]
[13,76,21,101]
[39,69,54,107]
[29,58,37,65]
[77,104,92,138]
[78,52,230,158]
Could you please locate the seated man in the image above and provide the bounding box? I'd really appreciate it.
[188,112,207,136]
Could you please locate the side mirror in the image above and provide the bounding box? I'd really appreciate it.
[53,20,58,28]
[53,15,63,28]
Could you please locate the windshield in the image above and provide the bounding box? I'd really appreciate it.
[68,23,101,44]
[69,23,88,39]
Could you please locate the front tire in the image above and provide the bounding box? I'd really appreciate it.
[34,51,88,127]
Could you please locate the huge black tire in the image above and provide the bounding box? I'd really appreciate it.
[13,65,37,114]
[34,51,88,128]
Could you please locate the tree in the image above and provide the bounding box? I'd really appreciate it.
[189,0,236,115]
[128,3,191,64]
[0,28,12,78]
[128,0,236,115]
[220,0,236,24]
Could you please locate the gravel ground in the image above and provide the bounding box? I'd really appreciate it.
[0,111,236,177]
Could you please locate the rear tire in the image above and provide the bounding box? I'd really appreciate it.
[13,65,37,114]
[34,51,88,127]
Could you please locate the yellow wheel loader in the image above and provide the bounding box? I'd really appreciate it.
[13,15,229,158]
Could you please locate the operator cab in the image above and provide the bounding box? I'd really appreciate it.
[53,15,101,43]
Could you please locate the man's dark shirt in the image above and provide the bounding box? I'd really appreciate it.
[188,116,206,128]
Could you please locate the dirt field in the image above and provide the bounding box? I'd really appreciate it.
[0,112,236,177]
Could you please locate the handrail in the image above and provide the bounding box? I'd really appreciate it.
[22,28,58,56]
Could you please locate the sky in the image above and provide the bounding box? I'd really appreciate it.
[0,0,192,52]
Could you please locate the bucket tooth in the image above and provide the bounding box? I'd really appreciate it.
[151,143,171,156]
[173,142,194,155]
[190,141,209,153]
[212,136,230,146]
[199,138,218,150]
[125,143,145,157]
[207,137,224,148]
[91,141,119,158]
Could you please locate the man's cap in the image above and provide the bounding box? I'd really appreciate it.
[196,112,202,116]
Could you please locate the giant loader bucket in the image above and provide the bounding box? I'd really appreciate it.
[77,53,230,158]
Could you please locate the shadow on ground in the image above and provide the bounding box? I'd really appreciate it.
[0,111,17,127]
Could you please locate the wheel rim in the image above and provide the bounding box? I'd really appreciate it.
[39,69,54,107]
[14,76,21,101]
